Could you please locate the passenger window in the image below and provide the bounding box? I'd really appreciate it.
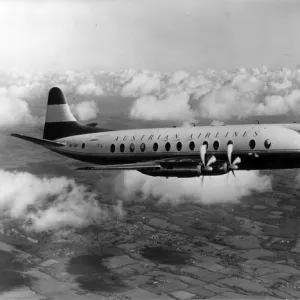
[264,139,271,149]
[203,141,208,149]
[140,143,146,152]
[165,142,171,151]
[110,144,115,153]
[153,142,158,152]
[82,143,85,149]
[249,139,256,150]
[189,141,195,151]
[176,141,182,151]
[213,140,219,150]
[120,143,125,152]
[130,143,135,152]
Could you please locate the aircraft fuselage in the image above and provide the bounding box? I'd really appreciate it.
[51,123,300,175]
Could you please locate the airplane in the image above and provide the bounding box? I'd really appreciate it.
[11,86,300,179]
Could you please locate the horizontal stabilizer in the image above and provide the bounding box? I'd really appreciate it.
[86,123,98,127]
[11,134,66,148]
[76,162,162,171]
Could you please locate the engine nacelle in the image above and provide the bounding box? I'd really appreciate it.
[139,161,229,178]
[139,164,202,178]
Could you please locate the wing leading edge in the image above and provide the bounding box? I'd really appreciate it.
[11,134,66,147]
[76,162,162,171]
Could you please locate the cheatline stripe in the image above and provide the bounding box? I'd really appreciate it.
[45,104,77,123]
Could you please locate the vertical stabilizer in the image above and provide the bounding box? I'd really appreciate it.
[43,87,109,140]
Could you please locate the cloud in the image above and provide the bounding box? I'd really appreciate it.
[196,87,258,120]
[0,169,124,231]
[169,71,190,85]
[76,82,104,96]
[122,67,300,122]
[3,67,300,127]
[116,170,272,205]
[70,100,99,121]
[129,92,195,121]
[255,95,289,116]
[210,120,225,126]
[121,70,162,97]
[0,88,35,127]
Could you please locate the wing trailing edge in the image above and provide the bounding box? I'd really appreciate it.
[11,134,66,148]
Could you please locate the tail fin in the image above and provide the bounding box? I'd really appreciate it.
[43,87,110,140]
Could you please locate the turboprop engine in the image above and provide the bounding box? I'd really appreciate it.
[139,140,242,179]
[139,161,229,178]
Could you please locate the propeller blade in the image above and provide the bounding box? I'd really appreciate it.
[232,156,241,165]
[201,175,204,186]
[227,143,233,165]
[207,155,216,166]
[227,170,236,180]
[200,144,206,166]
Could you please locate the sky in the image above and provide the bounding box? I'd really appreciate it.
[0,0,300,72]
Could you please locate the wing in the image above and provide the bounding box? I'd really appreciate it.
[11,134,66,148]
[76,161,162,171]
[76,158,199,171]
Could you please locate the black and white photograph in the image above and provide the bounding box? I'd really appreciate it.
[1,0,300,299]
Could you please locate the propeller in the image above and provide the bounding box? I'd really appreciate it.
[200,144,216,172]
[227,142,241,177]
[200,143,216,185]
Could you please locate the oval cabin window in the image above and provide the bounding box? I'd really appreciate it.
[165,142,171,152]
[264,139,271,149]
[176,142,182,151]
[140,143,146,152]
[213,140,219,150]
[120,143,125,153]
[249,139,256,150]
[189,141,195,151]
[130,143,135,152]
[82,143,85,149]
[110,144,115,153]
[153,142,158,152]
